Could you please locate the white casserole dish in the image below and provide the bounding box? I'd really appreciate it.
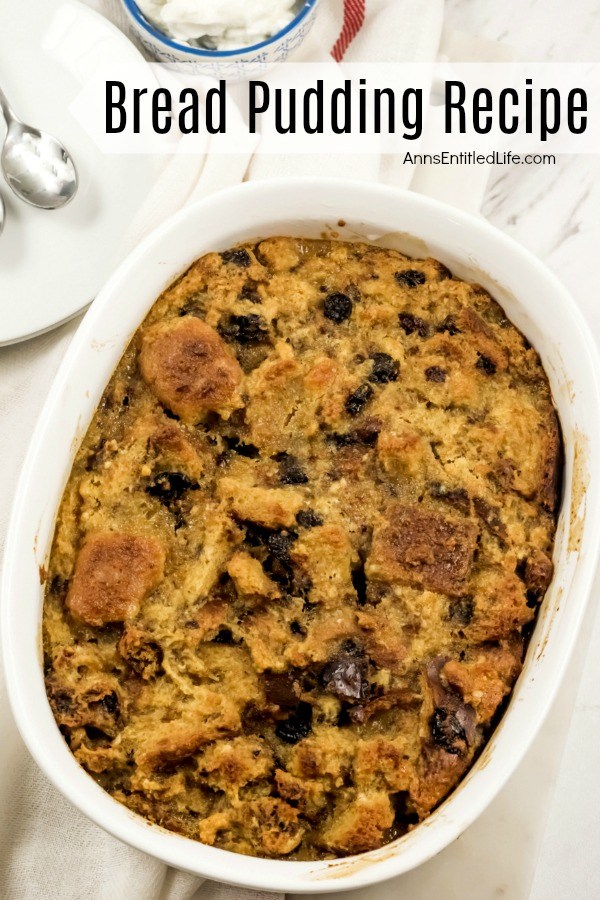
[3,178,600,894]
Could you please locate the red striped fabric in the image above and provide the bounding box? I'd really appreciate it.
[331,0,366,62]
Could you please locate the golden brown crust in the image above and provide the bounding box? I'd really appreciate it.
[66,533,165,626]
[139,317,243,423]
[43,238,560,861]
[367,505,479,597]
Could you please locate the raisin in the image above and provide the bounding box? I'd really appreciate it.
[448,596,474,626]
[476,354,497,375]
[425,366,447,383]
[321,651,368,702]
[242,522,273,547]
[438,315,461,335]
[267,531,298,560]
[395,269,426,287]
[220,248,251,267]
[280,466,308,486]
[101,691,120,716]
[212,628,235,644]
[264,672,300,708]
[345,384,374,417]
[275,702,313,744]
[223,436,260,459]
[296,509,323,528]
[218,314,269,345]
[323,292,353,324]
[240,282,262,303]
[430,707,467,755]
[273,452,309,485]
[398,312,429,337]
[369,352,399,384]
[146,472,199,506]
[259,530,299,589]
[263,556,293,589]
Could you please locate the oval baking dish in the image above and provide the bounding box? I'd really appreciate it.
[3,179,600,893]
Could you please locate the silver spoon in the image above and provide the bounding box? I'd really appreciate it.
[0,192,4,235]
[0,85,78,210]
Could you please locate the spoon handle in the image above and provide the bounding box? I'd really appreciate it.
[0,86,16,125]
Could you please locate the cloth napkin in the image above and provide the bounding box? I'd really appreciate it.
[0,3,449,899]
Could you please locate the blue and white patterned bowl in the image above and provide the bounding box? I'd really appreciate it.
[121,0,321,77]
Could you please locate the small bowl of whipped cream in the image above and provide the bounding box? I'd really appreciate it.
[121,0,321,75]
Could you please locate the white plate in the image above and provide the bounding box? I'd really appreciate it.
[0,0,157,346]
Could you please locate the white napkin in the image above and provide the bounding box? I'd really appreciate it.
[0,3,450,900]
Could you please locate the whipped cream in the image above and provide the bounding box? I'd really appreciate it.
[138,0,300,51]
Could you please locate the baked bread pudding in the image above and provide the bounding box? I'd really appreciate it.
[43,238,561,859]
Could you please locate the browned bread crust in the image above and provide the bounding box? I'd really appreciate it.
[66,533,165,627]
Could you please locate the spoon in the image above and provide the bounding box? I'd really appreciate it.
[0,85,78,210]
[0,193,4,235]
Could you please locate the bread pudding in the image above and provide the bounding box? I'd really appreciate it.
[43,237,561,859]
